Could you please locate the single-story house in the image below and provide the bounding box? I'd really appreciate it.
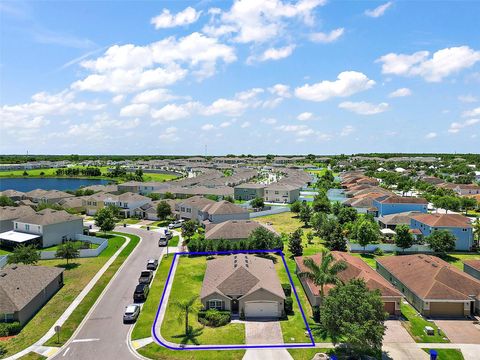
[200,254,286,318]
[204,220,276,241]
[0,264,64,325]
[0,206,36,233]
[464,260,480,280]
[377,254,480,317]
[0,190,25,202]
[295,251,402,315]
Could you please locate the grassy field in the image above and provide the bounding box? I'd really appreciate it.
[17,353,46,360]
[44,232,140,346]
[160,256,245,346]
[0,234,127,356]
[122,218,141,225]
[443,253,480,270]
[0,248,12,255]
[401,303,449,343]
[137,342,245,360]
[288,348,334,360]
[142,173,179,182]
[42,240,100,252]
[422,349,464,360]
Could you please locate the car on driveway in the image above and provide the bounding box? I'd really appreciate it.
[158,235,168,247]
[138,270,153,284]
[146,259,158,270]
[123,304,140,323]
[168,220,184,229]
[164,229,173,240]
[133,283,149,302]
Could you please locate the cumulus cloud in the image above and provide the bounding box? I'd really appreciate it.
[240,121,251,128]
[112,94,125,104]
[458,95,477,103]
[158,126,180,141]
[297,112,313,121]
[365,2,393,18]
[338,101,389,115]
[388,87,412,98]
[132,89,177,104]
[309,28,344,43]
[151,103,197,123]
[462,107,480,117]
[340,125,355,136]
[151,7,201,29]
[376,46,480,82]
[268,84,291,98]
[425,132,437,139]
[201,123,216,131]
[248,45,295,63]
[448,118,480,133]
[295,71,375,102]
[276,124,315,137]
[119,103,150,117]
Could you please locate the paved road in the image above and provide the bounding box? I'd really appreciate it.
[53,227,164,360]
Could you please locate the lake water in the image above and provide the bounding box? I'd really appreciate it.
[0,178,110,192]
[327,188,347,202]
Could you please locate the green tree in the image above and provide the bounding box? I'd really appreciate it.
[394,224,414,252]
[156,201,172,220]
[172,295,201,335]
[55,242,80,264]
[426,230,456,256]
[356,219,380,251]
[298,249,347,299]
[331,201,342,216]
[8,244,40,265]
[311,212,328,236]
[288,228,303,257]
[473,218,480,247]
[460,197,477,215]
[324,223,347,252]
[182,220,197,240]
[312,194,331,213]
[337,206,357,225]
[299,203,312,227]
[94,207,117,234]
[164,192,175,199]
[0,195,15,207]
[320,279,386,355]
[224,195,234,203]
[148,193,161,201]
[290,201,302,214]
[250,197,264,210]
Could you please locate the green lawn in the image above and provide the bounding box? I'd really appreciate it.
[288,348,335,360]
[0,234,127,356]
[42,240,100,252]
[122,218,141,225]
[422,349,464,360]
[44,232,140,346]
[137,342,245,360]
[17,353,47,360]
[0,166,111,179]
[141,173,179,182]
[401,303,449,343]
[132,255,174,340]
[160,256,245,345]
[443,253,480,270]
[0,248,12,255]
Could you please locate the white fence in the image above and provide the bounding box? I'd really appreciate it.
[250,206,290,218]
[347,241,433,253]
[40,234,108,260]
[0,255,8,268]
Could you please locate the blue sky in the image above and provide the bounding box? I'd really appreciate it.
[1,0,480,155]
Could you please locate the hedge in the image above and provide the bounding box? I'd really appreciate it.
[198,309,231,327]
[284,297,293,314]
[281,283,292,297]
[0,322,21,337]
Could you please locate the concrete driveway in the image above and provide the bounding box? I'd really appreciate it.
[243,349,293,360]
[383,320,414,343]
[435,320,480,344]
[245,320,283,345]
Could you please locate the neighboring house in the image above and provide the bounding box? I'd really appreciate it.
[377,254,480,317]
[38,190,75,204]
[0,209,83,248]
[371,195,428,217]
[204,220,275,241]
[200,200,249,224]
[264,184,300,203]
[176,196,216,221]
[0,206,36,233]
[0,264,64,326]
[134,199,178,220]
[234,183,266,201]
[82,192,109,216]
[464,260,480,280]
[103,192,151,218]
[377,211,422,229]
[23,189,48,203]
[0,190,25,202]
[295,252,402,316]
[118,181,170,195]
[200,254,286,318]
[454,184,480,196]
[410,213,474,251]
[55,197,85,212]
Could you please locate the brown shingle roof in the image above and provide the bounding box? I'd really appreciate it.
[411,213,471,228]
[205,220,274,240]
[464,260,480,271]
[0,206,36,221]
[15,209,82,226]
[376,195,428,204]
[202,200,248,215]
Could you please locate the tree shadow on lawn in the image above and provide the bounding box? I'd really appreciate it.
[171,326,204,345]
[55,262,80,270]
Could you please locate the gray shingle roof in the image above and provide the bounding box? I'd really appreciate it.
[16,209,82,226]
[0,206,36,221]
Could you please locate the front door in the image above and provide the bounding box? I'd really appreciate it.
[231,299,239,314]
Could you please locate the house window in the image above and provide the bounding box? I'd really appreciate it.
[25,224,30,231]
[208,300,223,310]
[15,223,18,230]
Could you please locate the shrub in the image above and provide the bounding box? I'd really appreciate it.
[312,305,321,323]
[198,309,231,327]
[373,247,384,256]
[0,322,21,336]
[281,283,292,297]
[284,297,293,314]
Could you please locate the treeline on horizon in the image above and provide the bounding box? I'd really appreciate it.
[0,153,479,164]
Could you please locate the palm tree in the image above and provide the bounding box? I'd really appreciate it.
[172,295,200,335]
[298,249,347,300]
[473,218,480,248]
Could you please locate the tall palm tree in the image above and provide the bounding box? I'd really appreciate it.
[172,295,200,335]
[298,249,347,300]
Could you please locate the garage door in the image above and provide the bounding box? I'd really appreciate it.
[245,301,279,318]
[429,302,464,317]
[384,302,396,315]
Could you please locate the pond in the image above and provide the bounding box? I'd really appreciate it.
[0,178,110,192]
[327,188,347,203]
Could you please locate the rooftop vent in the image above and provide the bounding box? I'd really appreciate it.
[0,273,6,277]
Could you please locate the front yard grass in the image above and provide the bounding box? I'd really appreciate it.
[443,253,480,270]
[17,353,46,360]
[122,218,141,225]
[0,234,128,356]
[42,240,100,252]
[288,348,335,360]
[401,303,449,343]
[137,342,245,360]
[160,256,245,345]
[422,349,464,360]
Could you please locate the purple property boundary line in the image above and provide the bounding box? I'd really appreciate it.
[151,249,316,350]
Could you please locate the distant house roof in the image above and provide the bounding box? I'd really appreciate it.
[378,211,422,226]
[205,220,275,240]
[24,189,48,198]
[178,195,216,209]
[41,190,74,200]
[375,195,428,204]
[0,190,25,198]
[0,206,36,221]
[411,213,471,228]
[234,183,267,189]
[0,264,64,313]
[377,254,480,301]
[200,255,285,300]
[15,209,82,226]
[295,252,402,298]
[464,260,480,272]
[202,200,248,215]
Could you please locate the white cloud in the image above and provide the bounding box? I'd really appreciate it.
[201,123,216,131]
[309,28,344,43]
[425,132,437,139]
[458,95,478,103]
[220,121,233,128]
[295,71,375,102]
[376,46,480,82]
[249,45,295,63]
[119,103,150,117]
[448,118,480,133]
[203,99,247,116]
[277,124,315,137]
[261,118,277,124]
[159,126,180,141]
[462,107,480,117]
[112,94,125,104]
[151,7,201,29]
[240,121,251,128]
[151,103,196,123]
[339,101,389,115]
[268,84,291,98]
[365,2,393,18]
[132,89,177,104]
[388,87,412,98]
[297,112,313,121]
[340,125,354,136]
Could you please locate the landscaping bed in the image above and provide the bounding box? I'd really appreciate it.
[422,349,464,360]
[137,342,245,360]
[401,303,449,343]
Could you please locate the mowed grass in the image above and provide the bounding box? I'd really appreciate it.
[288,348,335,360]
[44,232,140,346]
[0,234,126,356]
[42,240,100,252]
[141,173,179,182]
[138,342,245,360]
[256,211,304,235]
[132,255,174,340]
[160,256,245,345]
[401,303,449,343]
[0,166,111,179]
[17,353,47,360]
[422,349,464,360]
[443,253,480,270]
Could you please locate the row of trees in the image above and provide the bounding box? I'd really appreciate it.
[55,167,102,177]
[7,242,80,265]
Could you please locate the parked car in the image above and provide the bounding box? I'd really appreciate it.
[133,283,149,302]
[164,229,173,240]
[123,304,140,323]
[168,220,184,229]
[146,259,158,271]
[138,270,153,284]
[158,235,168,247]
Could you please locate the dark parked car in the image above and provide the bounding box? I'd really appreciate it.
[164,229,173,240]
[146,259,158,271]
[138,270,153,284]
[133,283,149,302]
[123,304,140,323]
[158,235,168,247]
